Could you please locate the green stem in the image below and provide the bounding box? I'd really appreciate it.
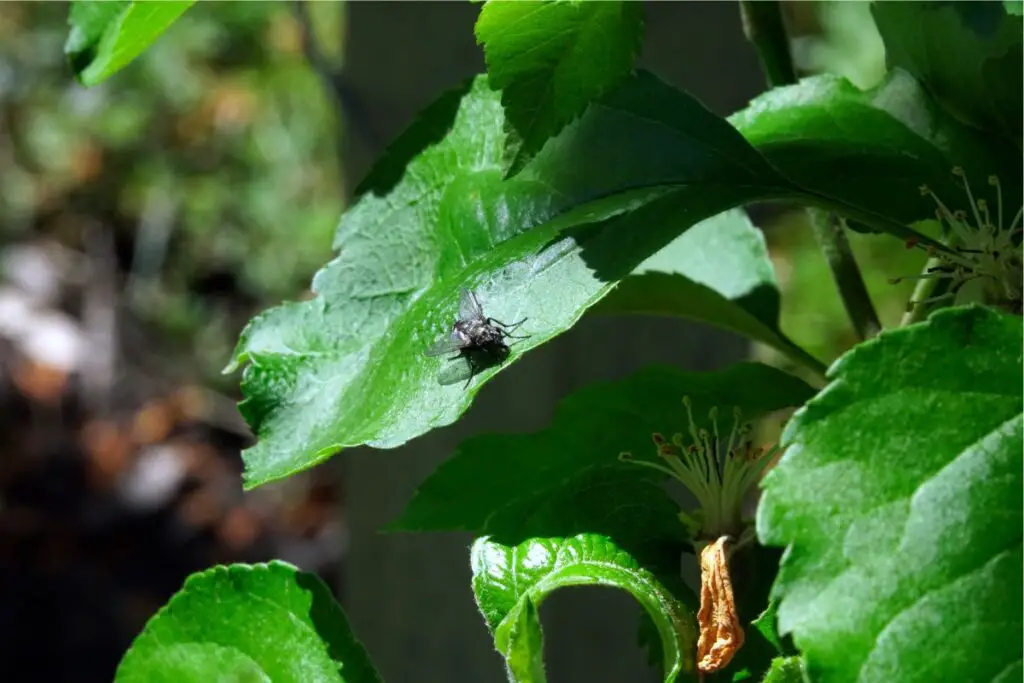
[810,210,883,340]
[900,255,951,326]
[739,1,798,87]
[797,195,948,253]
[741,3,884,343]
[773,336,828,385]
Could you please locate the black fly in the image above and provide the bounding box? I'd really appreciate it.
[425,288,529,388]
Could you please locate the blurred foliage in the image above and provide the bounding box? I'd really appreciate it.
[0,1,343,383]
[763,211,930,365]
[788,1,886,90]
[754,1,925,370]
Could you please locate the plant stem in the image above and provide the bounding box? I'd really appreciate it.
[289,0,381,159]
[739,1,798,87]
[900,255,947,326]
[779,343,829,384]
[811,210,883,340]
[741,2,884,343]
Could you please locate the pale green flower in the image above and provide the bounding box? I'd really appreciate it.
[620,397,779,543]
[893,168,1023,313]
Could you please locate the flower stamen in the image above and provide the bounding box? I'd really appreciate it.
[620,397,780,540]
[897,169,1023,313]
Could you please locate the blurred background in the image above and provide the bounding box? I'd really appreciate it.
[0,2,926,682]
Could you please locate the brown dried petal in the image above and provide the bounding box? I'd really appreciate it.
[696,536,744,673]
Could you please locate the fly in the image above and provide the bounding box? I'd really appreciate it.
[425,288,529,388]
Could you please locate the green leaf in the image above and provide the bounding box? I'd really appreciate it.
[761,657,805,683]
[1006,1,1024,17]
[394,363,815,544]
[476,0,644,175]
[872,1,1023,145]
[66,0,196,86]
[757,305,1023,683]
[116,561,383,683]
[228,71,806,488]
[929,1,1012,37]
[749,601,783,655]
[472,533,697,682]
[730,69,1022,232]
[231,66,951,488]
[593,209,825,375]
[504,596,548,683]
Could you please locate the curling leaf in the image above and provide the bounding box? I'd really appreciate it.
[473,533,696,682]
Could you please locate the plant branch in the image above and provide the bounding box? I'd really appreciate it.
[900,255,950,326]
[810,211,883,340]
[741,2,884,342]
[774,335,829,385]
[739,1,798,88]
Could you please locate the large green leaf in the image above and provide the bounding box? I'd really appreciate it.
[757,305,1023,683]
[230,67,953,488]
[65,0,195,86]
[730,69,1022,231]
[593,209,825,374]
[116,561,382,683]
[476,0,644,175]
[873,1,1023,145]
[394,363,815,543]
[473,533,697,682]
[228,72,805,488]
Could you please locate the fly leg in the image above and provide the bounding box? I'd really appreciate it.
[488,317,527,331]
[489,317,529,339]
[460,350,483,390]
[463,355,480,389]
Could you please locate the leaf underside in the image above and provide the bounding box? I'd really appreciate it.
[473,533,697,682]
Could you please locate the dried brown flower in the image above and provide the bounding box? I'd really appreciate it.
[697,536,744,673]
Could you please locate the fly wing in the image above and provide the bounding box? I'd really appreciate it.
[458,288,484,321]
[436,344,509,387]
[436,355,474,386]
[423,330,464,357]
